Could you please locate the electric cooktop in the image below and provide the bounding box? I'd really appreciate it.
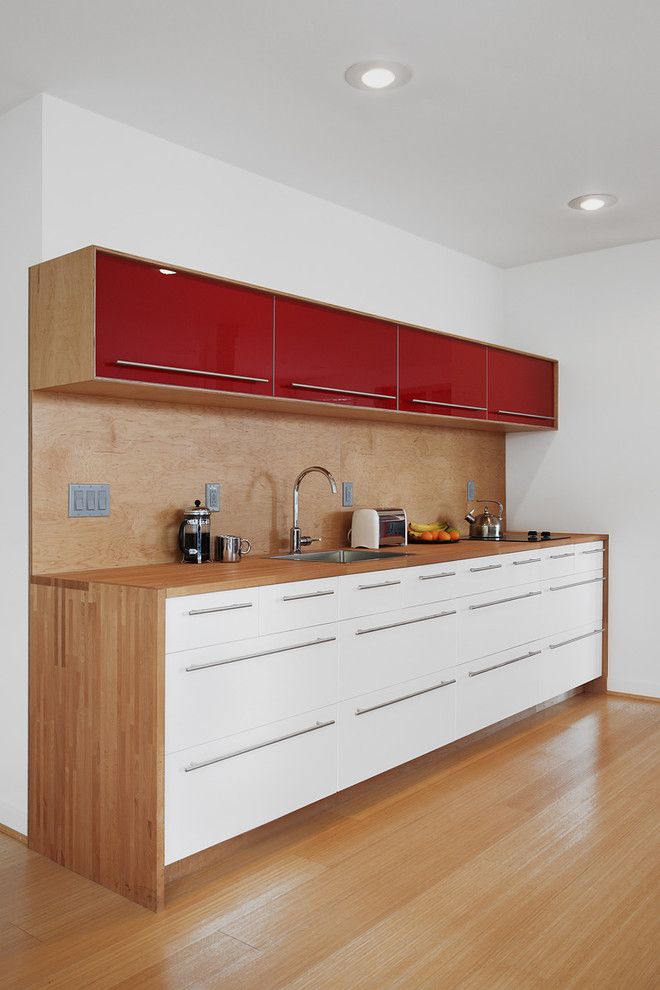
[469,531,565,543]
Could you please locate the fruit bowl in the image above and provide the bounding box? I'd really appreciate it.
[408,523,461,544]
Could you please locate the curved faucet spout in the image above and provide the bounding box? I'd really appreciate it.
[290,466,338,554]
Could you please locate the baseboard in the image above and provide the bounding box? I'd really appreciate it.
[607,690,660,703]
[607,678,660,701]
[0,820,28,844]
[0,799,27,839]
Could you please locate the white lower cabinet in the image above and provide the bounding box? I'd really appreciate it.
[165,706,338,864]
[339,604,457,699]
[164,543,605,863]
[457,641,545,737]
[337,671,457,789]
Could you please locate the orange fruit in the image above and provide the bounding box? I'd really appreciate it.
[437,531,451,542]
[448,529,460,541]
[421,531,434,542]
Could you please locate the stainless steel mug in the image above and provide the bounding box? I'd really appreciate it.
[216,534,252,563]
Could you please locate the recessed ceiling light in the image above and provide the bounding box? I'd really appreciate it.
[344,60,412,91]
[158,268,177,275]
[568,193,618,212]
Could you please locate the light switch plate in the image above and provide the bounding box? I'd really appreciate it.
[342,481,354,507]
[205,483,221,512]
[68,484,110,517]
[467,480,476,502]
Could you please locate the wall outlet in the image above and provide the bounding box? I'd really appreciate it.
[205,483,221,512]
[342,481,354,508]
[68,484,110,517]
[467,479,476,502]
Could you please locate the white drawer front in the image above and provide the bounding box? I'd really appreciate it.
[338,672,457,790]
[166,588,260,653]
[404,564,464,607]
[166,626,339,754]
[540,547,576,581]
[339,569,406,619]
[459,584,542,662]
[540,626,603,700]
[542,574,604,637]
[339,604,458,700]
[457,641,544,738]
[463,551,541,596]
[165,706,337,864]
[574,541,605,574]
[259,578,339,635]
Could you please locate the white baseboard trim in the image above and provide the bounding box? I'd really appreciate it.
[607,678,660,701]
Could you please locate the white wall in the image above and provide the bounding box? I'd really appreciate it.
[504,240,660,698]
[0,96,43,832]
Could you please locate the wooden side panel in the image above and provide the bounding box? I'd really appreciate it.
[29,580,165,910]
[586,535,609,695]
[29,247,96,389]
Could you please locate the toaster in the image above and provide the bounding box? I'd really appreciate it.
[350,508,408,549]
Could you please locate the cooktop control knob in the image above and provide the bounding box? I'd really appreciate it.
[541,531,551,540]
[527,530,538,541]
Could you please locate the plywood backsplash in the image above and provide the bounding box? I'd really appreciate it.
[31,392,505,574]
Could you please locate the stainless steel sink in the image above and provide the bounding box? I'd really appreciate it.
[270,549,413,563]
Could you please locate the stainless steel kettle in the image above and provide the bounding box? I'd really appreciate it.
[465,500,504,540]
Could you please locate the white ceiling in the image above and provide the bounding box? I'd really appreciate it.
[2,0,659,267]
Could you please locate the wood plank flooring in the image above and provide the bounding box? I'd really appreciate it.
[1,694,658,989]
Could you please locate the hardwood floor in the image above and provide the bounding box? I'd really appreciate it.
[1,694,658,989]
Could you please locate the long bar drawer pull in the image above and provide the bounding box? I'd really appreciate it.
[419,571,457,580]
[116,359,269,384]
[356,610,456,636]
[411,398,487,412]
[468,649,542,677]
[549,577,606,592]
[282,589,335,602]
[355,679,456,716]
[290,382,396,401]
[184,719,335,772]
[185,636,337,672]
[513,558,542,565]
[469,590,541,611]
[549,629,604,651]
[188,602,254,616]
[357,579,402,591]
[495,409,555,421]
[549,552,575,560]
[469,563,503,573]
[581,548,604,555]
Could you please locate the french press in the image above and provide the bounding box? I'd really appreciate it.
[178,500,212,563]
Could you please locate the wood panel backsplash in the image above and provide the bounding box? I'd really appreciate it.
[30,392,505,574]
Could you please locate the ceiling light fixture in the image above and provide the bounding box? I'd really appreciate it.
[344,60,412,91]
[568,193,618,212]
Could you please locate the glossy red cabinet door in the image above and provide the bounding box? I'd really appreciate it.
[274,298,397,409]
[399,327,487,419]
[488,349,556,427]
[95,253,273,395]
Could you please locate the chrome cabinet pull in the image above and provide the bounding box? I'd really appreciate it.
[184,719,335,771]
[549,552,575,559]
[513,558,541,565]
[188,602,254,616]
[581,548,604,555]
[290,382,395,401]
[116,359,269,384]
[468,649,542,677]
[469,590,541,611]
[495,409,555,421]
[356,610,456,636]
[549,628,603,651]
[548,577,605,592]
[357,579,402,591]
[185,636,336,672]
[355,679,456,716]
[469,563,503,573]
[411,398,487,412]
[282,589,335,602]
[419,571,457,580]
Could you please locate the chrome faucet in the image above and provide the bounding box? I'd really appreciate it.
[290,466,338,554]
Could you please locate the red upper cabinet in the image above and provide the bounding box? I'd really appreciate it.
[488,348,556,427]
[95,252,274,395]
[399,328,487,419]
[274,297,397,409]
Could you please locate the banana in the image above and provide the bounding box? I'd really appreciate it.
[409,521,449,533]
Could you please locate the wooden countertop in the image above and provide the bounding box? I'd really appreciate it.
[32,533,607,598]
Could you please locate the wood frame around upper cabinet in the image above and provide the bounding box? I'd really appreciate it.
[29,245,558,432]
